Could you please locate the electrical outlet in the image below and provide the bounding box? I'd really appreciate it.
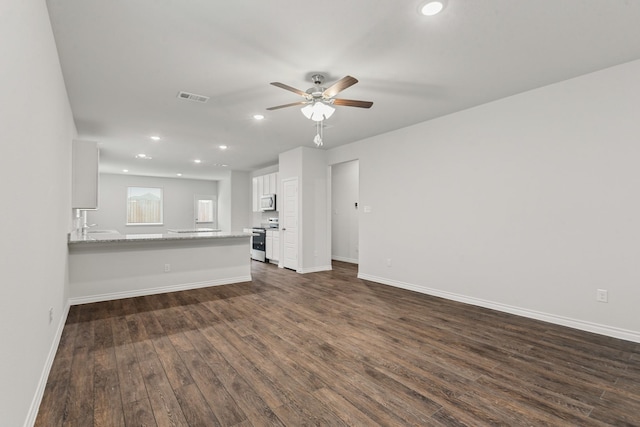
[596,289,608,303]
[49,307,53,324]
[164,263,171,272]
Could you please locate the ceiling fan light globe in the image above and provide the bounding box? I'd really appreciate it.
[302,101,335,121]
[317,102,335,120]
[301,104,314,120]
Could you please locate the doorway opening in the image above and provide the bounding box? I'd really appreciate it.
[330,160,359,266]
[194,195,217,230]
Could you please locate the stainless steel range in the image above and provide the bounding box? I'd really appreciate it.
[251,227,266,262]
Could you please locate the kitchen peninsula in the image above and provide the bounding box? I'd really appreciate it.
[68,230,252,304]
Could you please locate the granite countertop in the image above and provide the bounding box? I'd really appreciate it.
[167,228,222,233]
[68,230,252,245]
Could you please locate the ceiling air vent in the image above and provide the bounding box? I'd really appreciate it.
[177,91,209,103]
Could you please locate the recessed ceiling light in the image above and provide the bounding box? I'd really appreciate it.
[194,159,201,163]
[253,114,265,120]
[123,169,129,173]
[176,173,182,177]
[219,145,228,150]
[150,136,161,141]
[221,164,228,167]
[420,1,445,16]
[137,153,146,158]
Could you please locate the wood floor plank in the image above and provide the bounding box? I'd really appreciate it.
[35,261,640,426]
[93,347,125,427]
[63,308,95,424]
[122,398,156,427]
[176,339,248,426]
[152,335,194,390]
[112,315,147,405]
[138,355,189,427]
[173,383,221,427]
[311,386,387,426]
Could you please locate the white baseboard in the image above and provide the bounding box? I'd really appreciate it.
[69,275,252,305]
[24,302,70,427]
[298,265,333,274]
[358,273,640,344]
[331,256,358,264]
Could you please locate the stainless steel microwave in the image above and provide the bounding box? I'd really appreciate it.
[260,194,276,211]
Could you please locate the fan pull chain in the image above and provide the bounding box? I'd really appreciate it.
[314,120,324,147]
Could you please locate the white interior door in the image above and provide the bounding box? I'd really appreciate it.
[282,178,299,271]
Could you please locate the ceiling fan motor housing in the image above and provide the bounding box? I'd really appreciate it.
[307,74,327,98]
[306,87,326,98]
[311,74,325,85]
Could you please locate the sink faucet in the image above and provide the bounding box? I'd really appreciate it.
[78,210,97,236]
[82,222,97,235]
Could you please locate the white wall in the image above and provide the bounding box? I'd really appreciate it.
[328,59,640,342]
[218,171,231,231]
[301,147,331,272]
[331,160,359,263]
[279,147,332,273]
[229,170,252,232]
[252,164,279,177]
[219,170,251,232]
[87,173,217,234]
[0,1,76,425]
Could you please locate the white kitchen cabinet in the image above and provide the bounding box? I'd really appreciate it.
[257,175,265,197]
[266,229,280,262]
[260,172,277,196]
[72,139,99,209]
[252,172,279,212]
[272,230,280,262]
[265,231,272,258]
[269,172,277,196]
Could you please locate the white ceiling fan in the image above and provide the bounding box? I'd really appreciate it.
[267,74,373,146]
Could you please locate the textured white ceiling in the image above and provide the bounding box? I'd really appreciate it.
[46,0,640,180]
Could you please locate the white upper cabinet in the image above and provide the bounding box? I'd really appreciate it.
[268,172,277,196]
[252,172,279,212]
[72,139,99,209]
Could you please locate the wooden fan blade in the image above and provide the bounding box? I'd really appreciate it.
[332,98,373,108]
[270,82,309,97]
[266,101,307,111]
[323,75,358,98]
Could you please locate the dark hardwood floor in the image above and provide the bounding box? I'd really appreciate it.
[36,261,640,426]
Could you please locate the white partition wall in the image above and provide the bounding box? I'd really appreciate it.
[0,1,77,425]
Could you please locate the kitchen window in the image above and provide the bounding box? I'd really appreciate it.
[126,187,163,225]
